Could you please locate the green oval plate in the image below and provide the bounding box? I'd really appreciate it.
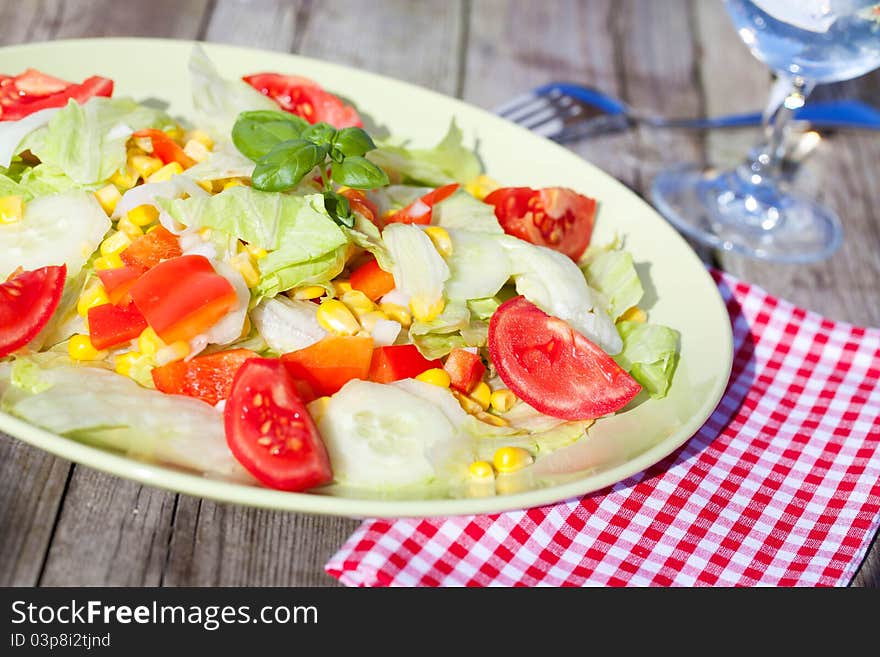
[0,38,732,518]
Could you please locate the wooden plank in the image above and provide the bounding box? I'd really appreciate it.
[203,0,303,49]
[0,437,71,585]
[162,497,359,586]
[51,0,211,39]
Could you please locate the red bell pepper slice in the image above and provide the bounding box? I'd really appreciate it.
[87,302,148,350]
[367,344,442,383]
[443,348,486,394]
[384,183,459,225]
[96,265,146,305]
[152,348,259,406]
[349,258,396,301]
[281,335,374,398]
[131,129,196,168]
[119,226,182,269]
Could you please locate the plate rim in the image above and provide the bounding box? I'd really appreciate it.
[0,37,734,518]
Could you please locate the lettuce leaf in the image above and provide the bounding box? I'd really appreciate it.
[158,186,349,298]
[431,191,502,234]
[367,120,481,186]
[582,247,644,321]
[25,97,171,186]
[2,356,255,482]
[616,321,680,398]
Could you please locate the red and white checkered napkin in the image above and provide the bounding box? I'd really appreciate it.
[325,271,880,586]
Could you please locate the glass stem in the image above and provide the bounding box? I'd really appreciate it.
[743,75,815,183]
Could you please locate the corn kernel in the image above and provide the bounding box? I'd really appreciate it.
[452,390,484,415]
[222,178,244,190]
[187,129,214,150]
[379,302,412,328]
[100,230,133,256]
[493,446,533,473]
[129,154,164,179]
[292,285,326,300]
[619,306,647,323]
[423,226,453,258]
[357,310,388,332]
[165,126,185,142]
[94,184,122,215]
[115,214,144,240]
[415,368,451,388]
[77,282,109,317]
[109,167,138,191]
[137,327,165,357]
[195,179,213,193]
[464,174,500,201]
[468,460,495,479]
[115,351,144,377]
[410,296,445,323]
[93,253,124,271]
[332,279,353,296]
[245,244,267,260]
[316,299,361,335]
[182,139,210,163]
[490,388,517,413]
[475,410,509,427]
[147,161,184,183]
[155,341,190,366]
[341,290,376,316]
[127,204,159,227]
[230,252,261,288]
[0,195,24,223]
[68,334,107,361]
[469,381,492,410]
[198,227,212,241]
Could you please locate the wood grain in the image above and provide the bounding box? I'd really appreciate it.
[0,0,876,587]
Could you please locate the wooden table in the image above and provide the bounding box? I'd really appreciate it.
[1,0,877,587]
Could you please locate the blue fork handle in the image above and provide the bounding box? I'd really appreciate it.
[536,83,880,130]
[663,100,880,130]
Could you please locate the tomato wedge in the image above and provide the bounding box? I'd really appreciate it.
[281,335,374,397]
[384,183,459,225]
[242,73,362,128]
[0,265,66,357]
[119,225,182,269]
[483,187,597,261]
[0,72,113,121]
[349,258,395,301]
[368,344,441,383]
[488,296,640,420]
[129,255,238,344]
[224,358,333,491]
[443,348,485,394]
[87,302,148,351]
[131,129,196,168]
[152,348,258,406]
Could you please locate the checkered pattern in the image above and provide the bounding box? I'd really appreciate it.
[326,271,880,586]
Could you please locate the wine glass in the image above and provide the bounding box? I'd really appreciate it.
[651,0,880,263]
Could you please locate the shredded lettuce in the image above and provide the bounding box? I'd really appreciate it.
[367,120,481,186]
[25,97,171,186]
[0,107,59,168]
[382,223,449,309]
[431,191,502,234]
[499,237,623,355]
[616,321,680,399]
[445,229,511,301]
[158,186,349,298]
[189,45,277,138]
[582,247,644,321]
[251,296,327,354]
[0,190,111,280]
[2,356,255,482]
[182,141,255,182]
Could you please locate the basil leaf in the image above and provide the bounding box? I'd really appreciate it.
[330,156,390,189]
[252,139,326,192]
[333,127,375,157]
[232,111,309,161]
[323,190,354,228]
[302,122,337,146]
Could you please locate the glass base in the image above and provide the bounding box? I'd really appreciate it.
[651,164,843,264]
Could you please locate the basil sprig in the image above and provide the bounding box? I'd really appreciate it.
[232,110,389,227]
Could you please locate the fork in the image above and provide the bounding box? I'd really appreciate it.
[494,82,880,142]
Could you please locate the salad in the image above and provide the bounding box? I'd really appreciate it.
[0,48,680,497]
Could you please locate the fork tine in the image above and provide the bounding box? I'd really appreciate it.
[498,95,554,123]
[494,91,543,118]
